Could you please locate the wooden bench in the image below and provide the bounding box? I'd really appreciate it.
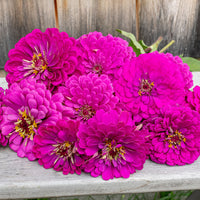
[0,74,200,199]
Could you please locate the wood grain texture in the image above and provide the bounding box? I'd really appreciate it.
[0,0,55,69]
[57,0,136,38]
[0,143,199,199]
[139,0,200,57]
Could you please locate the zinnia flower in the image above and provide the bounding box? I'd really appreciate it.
[114,52,191,121]
[34,119,84,175]
[187,85,200,113]
[0,87,8,146]
[58,73,118,121]
[5,28,80,90]
[76,31,135,80]
[77,110,148,180]
[1,79,62,160]
[143,106,200,165]
[165,53,193,90]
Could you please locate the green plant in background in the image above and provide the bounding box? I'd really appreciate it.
[28,199,49,200]
[158,191,193,200]
[117,29,200,72]
[25,190,193,200]
[124,191,193,200]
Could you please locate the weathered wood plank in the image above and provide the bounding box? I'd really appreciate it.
[0,0,55,69]
[1,0,200,71]
[57,0,136,38]
[139,0,200,57]
[0,146,199,199]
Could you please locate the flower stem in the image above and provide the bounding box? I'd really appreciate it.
[159,40,175,53]
[150,36,163,52]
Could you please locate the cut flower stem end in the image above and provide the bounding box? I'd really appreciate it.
[159,40,175,53]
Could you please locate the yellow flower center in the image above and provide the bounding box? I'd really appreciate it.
[102,139,126,161]
[15,109,38,140]
[138,79,154,96]
[75,105,96,120]
[165,130,186,148]
[93,64,102,75]
[32,52,48,75]
[52,141,74,160]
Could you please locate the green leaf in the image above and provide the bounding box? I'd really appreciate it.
[181,57,200,72]
[138,40,148,50]
[160,191,171,198]
[127,194,135,200]
[116,29,145,56]
[106,195,111,200]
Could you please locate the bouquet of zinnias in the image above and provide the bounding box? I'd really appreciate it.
[0,28,200,180]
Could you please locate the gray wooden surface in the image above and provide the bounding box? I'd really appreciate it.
[0,0,200,69]
[58,0,136,38]
[0,147,199,199]
[0,73,200,199]
[139,0,200,57]
[0,0,55,69]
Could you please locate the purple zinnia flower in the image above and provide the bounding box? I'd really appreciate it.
[77,110,148,180]
[76,31,135,80]
[5,28,80,90]
[187,85,200,113]
[0,87,8,146]
[1,79,62,160]
[34,119,84,175]
[165,53,193,90]
[58,73,118,121]
[143,106,200,165]
[114,52,191,121]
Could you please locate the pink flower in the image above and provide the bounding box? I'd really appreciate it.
[5,28,80,90]
[1,79,62,160]
[76,31,135,80]
[34,120,84,175]
[58,73,118,121]
[187,85,200,113]
[0,87,4,101]
[114,52,191,121]
[77,110,149,180]
[143,106,200,165]
[0,87,8,146]
[165,53,193,90]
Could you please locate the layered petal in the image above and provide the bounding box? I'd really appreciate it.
[77,109,149,180]
[1,79,62,160]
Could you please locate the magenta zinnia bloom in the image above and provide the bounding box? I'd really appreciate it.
[77,110,148,180]
[5,28,80,90]
[34,120,84,175]
[165,53,193,90]
[0,87,8,146]
[114,52,191,120]
[77,31,135,80]
[143,106,200,165]
[58,73,118,121]
[187,85,200,113]
[1,79,62,160]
